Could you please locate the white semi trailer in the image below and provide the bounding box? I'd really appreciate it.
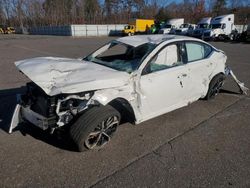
[203,14,235,40]
[159,18,184,34]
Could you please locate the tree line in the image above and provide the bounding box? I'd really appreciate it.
[0,0,249,28]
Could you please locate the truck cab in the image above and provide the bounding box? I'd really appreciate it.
[192,17,212,38]
[123,25,135,36]
[123,19,154,36]
[203,14,235,40]
[0,25,3,34]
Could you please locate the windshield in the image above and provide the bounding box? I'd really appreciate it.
[198,23,210,29]
[163,24,172,28]
[180,24,189,28]
[84,41,156,73]
[124,25,133,29]
[211,24,222,29]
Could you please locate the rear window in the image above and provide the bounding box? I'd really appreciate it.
[185,42,213,62]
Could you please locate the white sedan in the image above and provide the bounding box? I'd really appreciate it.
[9,35,245,151]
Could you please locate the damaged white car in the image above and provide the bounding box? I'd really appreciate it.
[9,35,248,151]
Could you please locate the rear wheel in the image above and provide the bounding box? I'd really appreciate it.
[70,105,120,151]
[205,74,225,100]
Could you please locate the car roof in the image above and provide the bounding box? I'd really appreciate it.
[116,34,203,47]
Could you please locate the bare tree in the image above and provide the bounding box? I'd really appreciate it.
[0,0,249,27]
[212,0,227,16]
[84,0,100,24]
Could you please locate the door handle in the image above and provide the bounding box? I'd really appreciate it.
[181,73,187,77]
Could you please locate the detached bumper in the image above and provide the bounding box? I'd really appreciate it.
[225,67,249,95]
[9,104,56,133]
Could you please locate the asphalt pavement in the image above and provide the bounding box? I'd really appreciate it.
[0,35,249,187]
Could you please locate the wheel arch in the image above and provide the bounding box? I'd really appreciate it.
[210,72,226,83]
[203,72,225,99]
[108,98,136,124]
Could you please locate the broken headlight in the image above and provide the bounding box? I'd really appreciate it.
[59,99,89,115]
[56,92,94,127]
[57,91,94,115]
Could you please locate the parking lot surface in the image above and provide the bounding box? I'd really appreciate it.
[0,35,250,187]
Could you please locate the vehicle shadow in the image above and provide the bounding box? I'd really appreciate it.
[0,86,78,152]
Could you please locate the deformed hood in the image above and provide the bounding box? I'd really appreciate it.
[15,57,130,96]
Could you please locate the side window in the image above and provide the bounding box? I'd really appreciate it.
[185,42,212,62]
[144,43,184,74]
[203,44,213,57]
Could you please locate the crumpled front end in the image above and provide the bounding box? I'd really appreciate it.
[9,82,96,134]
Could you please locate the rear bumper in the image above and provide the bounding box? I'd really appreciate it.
[9,103,57,133]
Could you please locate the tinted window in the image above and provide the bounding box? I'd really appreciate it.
[203,44,213,57]
[143,43,185,74]
[185,42,212,62]
[211,24,221,29]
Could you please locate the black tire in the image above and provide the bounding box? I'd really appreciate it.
[70,105,120,152]
[205,74,225,100]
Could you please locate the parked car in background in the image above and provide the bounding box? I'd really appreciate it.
[171,23,196,36]
[6,27,15,34]
[0,26,3,34]
[192,17,212,38]
[0,25,15,34]
[159,18,184,34]
[150,21,165,34]
[246,24,250,41]
[10,35,231,151]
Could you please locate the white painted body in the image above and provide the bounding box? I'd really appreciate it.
[203,14,235,40]
[159,19,184,34]
[15,35,227,125]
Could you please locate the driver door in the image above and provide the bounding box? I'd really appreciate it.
[138,42,191,121]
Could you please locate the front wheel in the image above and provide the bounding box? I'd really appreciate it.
[70,105,121,151]
[205,74,225,100]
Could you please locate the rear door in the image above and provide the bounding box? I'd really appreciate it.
[184,41,215,99]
